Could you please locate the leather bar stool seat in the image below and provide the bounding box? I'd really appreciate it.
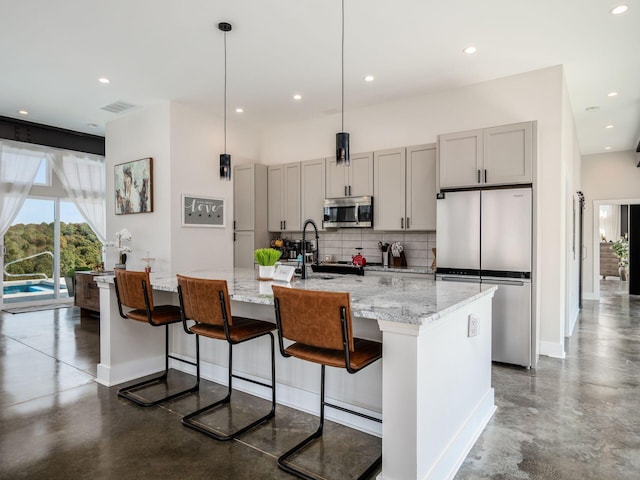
[113,268,199,407]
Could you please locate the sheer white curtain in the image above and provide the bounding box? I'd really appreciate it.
[599,205,620,242]
[49,150,106,242]
[0,141,45,236]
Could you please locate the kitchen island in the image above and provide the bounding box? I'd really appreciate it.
[96,268,496,480]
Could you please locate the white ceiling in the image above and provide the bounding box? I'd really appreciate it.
[1,0,638,155]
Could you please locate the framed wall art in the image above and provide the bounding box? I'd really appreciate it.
[114,157,153,214]
[182,194,225,227]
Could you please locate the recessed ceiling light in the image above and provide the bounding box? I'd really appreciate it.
[463,46,477,55]
[364,75,375,82]
[293,94,302,101]
[605,125,614,129]
[87,123,98,129]
[610,5,629,15]
[604,146,612,150]
[585,106,600,112]
[98,77,110,84]
[607,91,619,97]
[18,109,28,115]
[235,107,243,113]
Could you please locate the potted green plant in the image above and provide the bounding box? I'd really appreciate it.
[63,265,76,297]
[254,248,282,279]
[610,237,629,281]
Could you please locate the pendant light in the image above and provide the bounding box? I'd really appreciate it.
[336,0,350,166]
[219,22,232,180]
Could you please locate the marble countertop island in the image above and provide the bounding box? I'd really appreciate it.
[98,267,495,326]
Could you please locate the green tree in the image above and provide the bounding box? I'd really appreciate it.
[3,222,102,281]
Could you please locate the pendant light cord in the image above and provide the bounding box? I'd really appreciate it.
[223,30,227,154]
[341,0,345,132]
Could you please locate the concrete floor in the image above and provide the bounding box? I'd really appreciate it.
[0,279,638,479]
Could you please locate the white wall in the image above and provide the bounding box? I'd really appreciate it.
[106,101,260,273]
[261,65,568,359]
[169,102,259,272]
[581,150,640,299]
[106,103,172,272]
[562,75,582,339]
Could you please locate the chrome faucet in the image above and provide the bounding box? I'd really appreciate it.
[301,219,319,279]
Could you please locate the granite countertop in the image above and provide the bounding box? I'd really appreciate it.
[96,268,495,326]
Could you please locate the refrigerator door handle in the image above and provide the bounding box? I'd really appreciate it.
[484,278,526,287]
[438,276,481,284]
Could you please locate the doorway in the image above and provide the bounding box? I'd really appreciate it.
[592,199,639,300]
[1,198,102,309]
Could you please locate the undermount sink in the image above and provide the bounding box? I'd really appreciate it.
[311,263,365,276]
[316,275,337,280]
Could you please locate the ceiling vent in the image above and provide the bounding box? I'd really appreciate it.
[100,101,137,114]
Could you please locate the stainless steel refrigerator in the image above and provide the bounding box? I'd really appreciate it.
[436,187,533,367]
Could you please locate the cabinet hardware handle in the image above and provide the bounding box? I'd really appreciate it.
[233,232,236,242]
[283,220,286,230]
[484,169,487,183]
[406,217,410,229]
[401,217,404,229]
[345,185,347,196]
[348,185,351,196]
[477,169,481,183]
[233,220,236,230]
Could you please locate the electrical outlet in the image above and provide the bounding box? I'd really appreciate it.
[468,314,479,337]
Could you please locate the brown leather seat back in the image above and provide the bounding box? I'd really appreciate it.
[177,275,231,326]
[272,286,354,352]
[115,269,154,311]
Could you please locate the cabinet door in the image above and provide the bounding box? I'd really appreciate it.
[374,148,406,231]
[233,164,254,231]
[348,152,374,197]
[234,231,256,268]
[438,129,483,189]
[267,165,283,231]
[283,162,301,231]
[301,158,325,230]
[406,144,436,230]
[325,157,348,198]
[483,122,533,185]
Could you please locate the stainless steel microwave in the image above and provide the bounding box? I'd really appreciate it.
[323,196,373,228]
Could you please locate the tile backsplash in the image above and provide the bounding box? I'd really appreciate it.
[276,230,437,269]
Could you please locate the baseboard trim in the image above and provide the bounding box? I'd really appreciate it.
[169,353,382,437]
[540,341,566,359]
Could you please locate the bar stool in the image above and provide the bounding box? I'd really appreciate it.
[272,285,382,480]
[113,268,199,407]
[176,274,276,441]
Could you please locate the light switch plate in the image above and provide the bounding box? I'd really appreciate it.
[468,314,479,337]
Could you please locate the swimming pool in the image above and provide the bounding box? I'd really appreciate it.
[2,280,68,303]
[4,284,57,294]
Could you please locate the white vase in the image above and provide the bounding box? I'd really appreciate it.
[259,265,275,279]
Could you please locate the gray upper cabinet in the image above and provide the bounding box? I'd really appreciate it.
[325,151,373,198]
[483,122,533,185]
[438,129,483,189]
[374,144,436,231]
[301,158,326,230]
[438,121,533,189]
[268,162,301,232]
[234,163,267,231]
[374,148,406,231]
[233,163,268,267]
[406,144,437,231]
